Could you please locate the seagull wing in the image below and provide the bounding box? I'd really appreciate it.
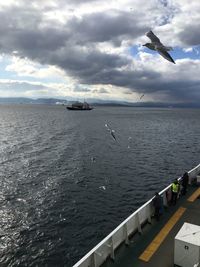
[105,123,111,131]
[111,131,116,141]
[156,48,175,64]
[146,31,161,44]
[140,94,144,100]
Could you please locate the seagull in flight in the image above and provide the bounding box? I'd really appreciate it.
[143,30,175,64]
[139,94,144,100]
[105,123,117,141]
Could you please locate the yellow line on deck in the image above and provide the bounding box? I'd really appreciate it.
[139,207,186,262]
[187,187,200,202]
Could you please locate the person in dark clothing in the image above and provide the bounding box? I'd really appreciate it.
[181,172,189,195]
[153,192,162,221]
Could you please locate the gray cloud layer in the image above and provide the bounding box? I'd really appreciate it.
[178,25,200,46]
[0,1,200,103]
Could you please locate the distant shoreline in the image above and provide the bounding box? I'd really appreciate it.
[0,98,200,108]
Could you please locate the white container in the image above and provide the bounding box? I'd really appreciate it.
[174,223,200,267]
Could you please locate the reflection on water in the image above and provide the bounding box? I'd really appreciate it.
[0,105,200,266]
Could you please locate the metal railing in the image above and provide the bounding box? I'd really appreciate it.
[72,164,200,267]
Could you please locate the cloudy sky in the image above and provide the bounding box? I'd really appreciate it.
[0,0,200,103]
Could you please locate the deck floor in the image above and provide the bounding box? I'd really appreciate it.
[102,185,200,267]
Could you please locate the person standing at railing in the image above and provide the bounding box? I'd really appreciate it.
[153,192,162,221]
[171,179,180,205]
[181,172,189,195]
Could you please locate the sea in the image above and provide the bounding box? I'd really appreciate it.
[0,104,199,267]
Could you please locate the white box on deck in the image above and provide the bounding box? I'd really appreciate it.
[174,222,200,267]
[197,175,200,184]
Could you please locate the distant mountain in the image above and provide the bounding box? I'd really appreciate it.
[0,97,34,104]
[0,97,68,105]
[34,98,68,104]
[0,97,199,108]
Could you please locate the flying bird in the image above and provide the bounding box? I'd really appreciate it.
[91,157,96,162]
[105,123,117,141]
[143,30,175,64]
[99,185,106,191]
[139,94,145,100]
[128,136,132,149]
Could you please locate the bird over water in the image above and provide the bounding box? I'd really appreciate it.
[105,123,117,141]
[143,30,175,64]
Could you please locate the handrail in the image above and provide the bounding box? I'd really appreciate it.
[72,163,200,267]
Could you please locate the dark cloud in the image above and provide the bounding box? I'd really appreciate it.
[98,88,108,94]
[0,1,199,103]
[124,90,133,95]
[92,88,109,94]
[178,25,200,46]
[68,11,146,44]
[0,5,69,55]
[0,7,145,68]
[73,86,91,92]
[159,0,168,7]
[80,68,161,89]
[131,75,200,103]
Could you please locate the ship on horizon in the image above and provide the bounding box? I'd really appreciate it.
[66,101,93,110]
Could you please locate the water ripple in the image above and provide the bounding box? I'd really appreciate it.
[0,105,199,266]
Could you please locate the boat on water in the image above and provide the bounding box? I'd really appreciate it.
[72,163,200,267]
[66,101,93,110]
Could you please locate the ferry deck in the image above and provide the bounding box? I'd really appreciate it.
[73,165,200,267]
[102,185,200,267]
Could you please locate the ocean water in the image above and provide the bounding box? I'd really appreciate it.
[0,104,199,267]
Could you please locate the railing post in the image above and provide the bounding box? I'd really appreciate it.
[91,252,97,267]
[106,237,115,260]
[147,204,152,224]
[123,223,130,245]
[91,251,102,267]
[163,192,168,207]
[136,213,142,234]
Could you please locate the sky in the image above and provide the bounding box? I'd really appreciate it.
[0,0,200,104]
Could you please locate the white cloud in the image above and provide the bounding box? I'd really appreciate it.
[6,56,66,80]
[0,0,200,103]
[183,47,193,53]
